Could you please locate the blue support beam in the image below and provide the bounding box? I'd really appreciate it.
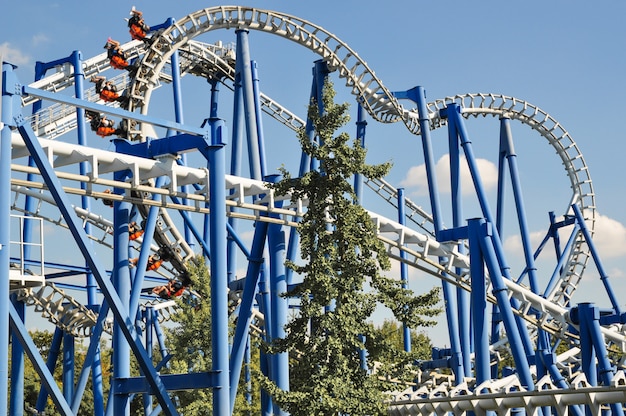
[9,305,74,415]
[398,87,464,383]
[0,62,16,416]
[206,117,230,415]
[13,116,179,415]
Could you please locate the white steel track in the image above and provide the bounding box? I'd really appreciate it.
[12,7,618,414]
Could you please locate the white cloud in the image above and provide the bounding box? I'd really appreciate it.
[399,154,498,197]
[503,230,547,256]
[32,34,51,47]
[587,213,626,259]
[502,212,626,275]
[0,42,30,66]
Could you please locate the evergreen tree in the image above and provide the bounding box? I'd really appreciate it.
[264,79,441,415]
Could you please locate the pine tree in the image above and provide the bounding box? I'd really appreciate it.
[265,79,441,415]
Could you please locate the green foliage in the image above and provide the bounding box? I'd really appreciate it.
[266,79,441,415]
[18,329,108,416]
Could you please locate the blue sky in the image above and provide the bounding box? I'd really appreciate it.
[3,1,626,344]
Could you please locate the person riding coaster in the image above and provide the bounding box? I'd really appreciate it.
[90,76,129,108]
[85,110,128,138]
[128,7,150,41]
[104,38,138,75]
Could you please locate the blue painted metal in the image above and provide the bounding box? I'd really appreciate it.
[472,219,535,391]
[252,61,268,178]
[9,295,24,416]
[14,118,179,414]
[9,304,74,415]
[128,176,166,320]
[404,89,463,383]
[235,29,262,181]
[170,195,211,258]
[71,302,109,414]
[144,307,154,412]
[447,105,536,361]
[0,62,16,416]
[468,219,490,385]
[397,188,411,353]
[112,170,132,416]
[267,175,289,415]
[542,222,580,298]
[444,104,471,378]
[354,104,367,200]
[229,216,269,411]
[37,328,63,412]
[63,331,75,402]
[571,204,621,315]
[207,117,230,415]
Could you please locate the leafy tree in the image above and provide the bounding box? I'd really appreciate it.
[264,79,441,415]
[18,329,108,416]
[366,319,433,364]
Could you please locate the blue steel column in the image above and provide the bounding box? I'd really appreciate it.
[15,121,177,414]
[235,29,262,181]
[468,219,489,385]
[354,105,367,200]
[571,203,621,314]
[474,219,534,391]
[70,51,106,411]
[112,169,133,416]
[397,189,411,352]
[144,307,155,413]
[229,220,269,411]
[0,61,16,416]
[251,62,267,178]
[62,332,75,402]
[9,294,24,416]
[579,303,623,416]
[169,46,195,253]
[230,221,268,411]
[35,328,63,412]
[445,104,471,377]
[129,176,166,319]
[500,117,540,293]
[208,118,230,415]
[267,175,288,415]
[411,87,463,381]
[448,105,535,360]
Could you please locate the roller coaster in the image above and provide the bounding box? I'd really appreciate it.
[2,5,626,415]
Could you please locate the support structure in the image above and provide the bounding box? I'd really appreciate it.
[1,6,625,416]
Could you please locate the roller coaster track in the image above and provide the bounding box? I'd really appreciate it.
[12,8,617,413]
[17,7,596,343]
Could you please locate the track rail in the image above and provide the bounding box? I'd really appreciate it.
[125,6,594,310]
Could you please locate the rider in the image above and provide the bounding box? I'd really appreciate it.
[128,221,144,241]
[85,110,127,138]
[128,7,150,41]
[90,75,129,108]
[104,38,137,75]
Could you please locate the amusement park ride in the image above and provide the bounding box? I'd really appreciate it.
[2,5,626,416]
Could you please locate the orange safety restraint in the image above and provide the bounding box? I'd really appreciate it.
[129,229,144,241]
[97,126,116,137]
[146,259,163,271]
[110,55,129,70]
[129,24,147,41]
[100,89,119,102]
